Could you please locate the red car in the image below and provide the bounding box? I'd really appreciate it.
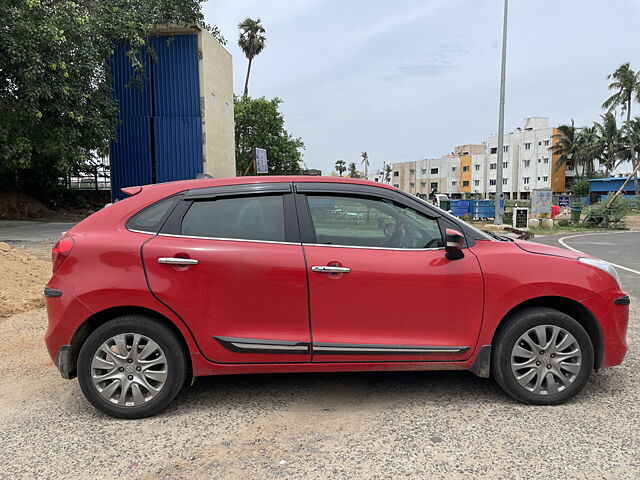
[45,176,629,418]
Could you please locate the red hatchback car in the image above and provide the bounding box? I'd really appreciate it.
[45,176,629,418]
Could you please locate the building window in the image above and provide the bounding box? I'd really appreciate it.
[543,157,549,164]
[538,141,542,146]
[523,177,530,184]
[490,163,497,170]
[393,184,400,188]
[503,162,508,168]
[393,171,399,177]
[451,166,457,172]
[544,139,550,146]
[489,179,497,186]
[543,176,548,182]
[430,182,438,189]
[537,177,541,181]
[463,180,469,187]
[474,180,480,186]
[524,160,531,168]
[475,164,481,171]
[430,168,438,174]
[503,145,509,152]
[524,143,531,150]
[451,181,457,186]
[410,169,415,175]
[462,165,469,172]
[502,178,508,185]
[490,147,497,154]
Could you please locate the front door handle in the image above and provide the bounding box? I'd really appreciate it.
[311,265,351,274]
[158,257,199,265]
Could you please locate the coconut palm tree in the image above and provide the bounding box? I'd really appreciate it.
[384,163,392,184]
[238,18,266,97]
[602,62,640,194]
[348,162,359,178]
[360,151,369,178]
[551,120,583,175]
[575,126,600,177]
[335,160,346,177]
[594,113,622,176]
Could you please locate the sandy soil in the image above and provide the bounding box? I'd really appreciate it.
[0,242,51,319]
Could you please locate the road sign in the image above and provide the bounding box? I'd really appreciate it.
[255,148,268,174]
[558,195,570,207]
[513,207,529,229]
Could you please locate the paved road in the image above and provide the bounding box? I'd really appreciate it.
[0,220,76,242]
[533,230,640,298]
[0,229,637,479]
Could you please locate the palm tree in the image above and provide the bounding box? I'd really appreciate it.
[576,126,600,177]
[384,163,392,184]
[595,113,622,176]
[238,18,266,97]
[360,151,369,178]
[551,120,582,175]
[335,160,346,177]
[602,62,640,194]
[348,162,359,178]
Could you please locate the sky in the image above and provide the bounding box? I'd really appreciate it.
[203,0,640,174]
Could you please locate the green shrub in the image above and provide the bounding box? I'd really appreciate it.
[571,179,590,196]
[585,196,630,227]
[557,219,571,227]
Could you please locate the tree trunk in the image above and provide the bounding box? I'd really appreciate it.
[243,58,252,97]
[627,100,639,195]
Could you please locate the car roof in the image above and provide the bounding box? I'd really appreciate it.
[127,175,396,197]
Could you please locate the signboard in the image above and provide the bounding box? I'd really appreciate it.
[513,207,529,229]
[558,195,570,207]
[255,148,268,174]
[531,189,552,217]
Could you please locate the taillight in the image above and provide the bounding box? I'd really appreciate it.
[51,236,75,273]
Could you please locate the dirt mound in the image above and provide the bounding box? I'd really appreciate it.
[0,242,51,319]
[0,192,55,220]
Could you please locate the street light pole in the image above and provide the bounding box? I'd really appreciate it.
[494,0,509,224]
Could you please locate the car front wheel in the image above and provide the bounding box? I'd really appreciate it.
[492,307,594,405]
[77,315,187,419]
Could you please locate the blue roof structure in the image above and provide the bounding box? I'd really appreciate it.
[587,177,636,193]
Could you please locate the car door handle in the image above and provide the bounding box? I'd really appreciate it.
[311,265,351,274]
[158,257,199,265]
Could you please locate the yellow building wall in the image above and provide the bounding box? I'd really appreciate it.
[550,128,566,192]
[460,155,472,193]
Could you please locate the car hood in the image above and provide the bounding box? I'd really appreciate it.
[514,240,585,260]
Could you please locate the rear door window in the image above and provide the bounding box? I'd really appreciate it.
[181,195,286,242]
[126,195,180,233]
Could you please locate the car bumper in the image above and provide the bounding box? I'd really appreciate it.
[582,288,629,368]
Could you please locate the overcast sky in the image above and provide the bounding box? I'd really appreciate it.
[203,0,640,174]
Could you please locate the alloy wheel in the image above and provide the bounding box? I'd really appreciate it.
[90,333,168,407]
[510,325,583,396]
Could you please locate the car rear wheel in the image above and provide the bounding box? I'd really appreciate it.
[77,315,187,419]
[491,307,594,405]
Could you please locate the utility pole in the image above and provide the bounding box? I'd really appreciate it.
[494,0,509,224]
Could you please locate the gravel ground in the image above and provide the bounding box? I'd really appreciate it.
[0,300,637,480]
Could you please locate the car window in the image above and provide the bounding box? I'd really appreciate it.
[181,195,285,242]
[126,195,179,233]
[307,195,443,249]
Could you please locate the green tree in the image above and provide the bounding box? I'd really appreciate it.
[0,0,221,200]
[595,112,622,176]
[238,18,266,97]
[384,163,392,183]
[234,96,303,175]
[551,120,583,176]
[602,62,640,194]
[576,126,599,177]
[348,162,359,178]
[360,151,369,177]
[335,160,346,177]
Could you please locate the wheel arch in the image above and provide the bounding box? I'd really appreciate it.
[491,296,604,370]
[66,306,193,379]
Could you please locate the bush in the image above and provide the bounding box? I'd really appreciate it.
[557,219,571,227]
[571,179,590,196]
[585,196,630,227]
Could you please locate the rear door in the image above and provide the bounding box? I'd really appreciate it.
[141,183,311,363]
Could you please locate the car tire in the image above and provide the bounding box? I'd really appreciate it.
[491,307,594,405]
[77,315,187,419]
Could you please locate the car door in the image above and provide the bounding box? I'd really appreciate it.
[142,183,311,363]
[295,183,484,363]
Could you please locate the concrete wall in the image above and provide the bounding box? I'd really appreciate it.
[198,29,236,178]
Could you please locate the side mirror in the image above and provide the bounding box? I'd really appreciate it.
[445,228,464,260]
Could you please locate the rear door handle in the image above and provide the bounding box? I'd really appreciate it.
[311,265,351,274]
[158,257,199,265]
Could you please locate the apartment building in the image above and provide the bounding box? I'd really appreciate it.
[392,117,573,199]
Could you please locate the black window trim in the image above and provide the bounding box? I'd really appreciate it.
[159,185,300,244]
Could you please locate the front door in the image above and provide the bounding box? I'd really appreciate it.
[142,191,311,363]
[299,192,484,362]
